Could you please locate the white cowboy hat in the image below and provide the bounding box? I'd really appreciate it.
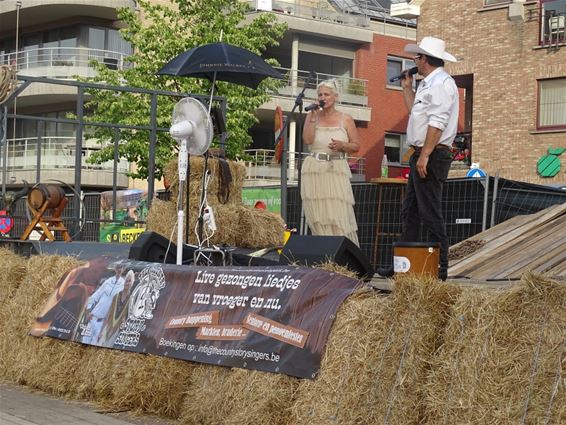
[404,36,457,63]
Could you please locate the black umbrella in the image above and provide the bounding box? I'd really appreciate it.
[157,42,284,89]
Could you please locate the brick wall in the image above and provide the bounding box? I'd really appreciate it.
[418,0,566,184]
[356,32,415,180]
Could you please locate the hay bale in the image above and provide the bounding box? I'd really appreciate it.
[0,255,85,394]
[424,273,566,424]
[289,289,390,425]
[146,197,283,249]
[145,197,178,240]
[235,207,285,248]
[165,156,246,206]
[72,348,133,402]
[0,247,27,311]
[89,353,194,418]
[314,261,360,280]
[290,275,460,425]
[178,365,234,425]
[180,366,298,425]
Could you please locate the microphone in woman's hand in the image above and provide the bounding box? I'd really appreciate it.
[305,100,325,112]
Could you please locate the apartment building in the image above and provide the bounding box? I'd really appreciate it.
[245,0,417,181]
[393,0,566,183]
[0,0,135,189]
[0,0,417,192]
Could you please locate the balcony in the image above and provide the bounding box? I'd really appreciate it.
[0,1,136,33]
[542,11,566,46]
[262,67,370,121]
[243,149,366,187]
[0,47,131,79]
[274,66,367,106]
[3,136,129,188]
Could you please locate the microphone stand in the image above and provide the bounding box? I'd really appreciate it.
[276,72,315,233]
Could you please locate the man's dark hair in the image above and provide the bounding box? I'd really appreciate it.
[424,55,445,68]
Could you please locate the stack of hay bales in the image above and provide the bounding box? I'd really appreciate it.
[289,276,461,425]
[1,250,564,424]
[178,264,357,425]
[147,156,284,248]
[425,273,565,424]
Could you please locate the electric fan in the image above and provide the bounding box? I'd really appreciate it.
[169,97,213,265]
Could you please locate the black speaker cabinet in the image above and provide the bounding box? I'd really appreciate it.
[128,231,194,264]
[279,235,374,280]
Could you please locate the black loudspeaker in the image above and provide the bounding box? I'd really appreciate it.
[128,231,195,264]
[128,232,280,266]
[279,235,374,280]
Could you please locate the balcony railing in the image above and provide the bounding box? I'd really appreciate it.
[273,67,368,107]
[0,47,131,77]
[243,148,365,186]
[4,136,129,174]
[244,0,370,28]
[542,11,566,46]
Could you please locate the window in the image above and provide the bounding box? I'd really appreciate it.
[8,110,76,140]
[384,133,410,165]
[541,0,566,45]
[386,56,415,88]
[85,26,132,66]
[538,78,566,129]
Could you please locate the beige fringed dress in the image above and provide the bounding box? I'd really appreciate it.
[301,114,359,246]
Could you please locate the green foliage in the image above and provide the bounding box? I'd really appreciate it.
[82,0,286,179]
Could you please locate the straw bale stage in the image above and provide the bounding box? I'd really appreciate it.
[0,247,563,424]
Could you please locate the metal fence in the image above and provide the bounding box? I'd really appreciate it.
[284,175,566,268]
[2,175,565,268]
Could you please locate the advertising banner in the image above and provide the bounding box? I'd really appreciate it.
[31,258,362,379]
[99,189,148,243]
[241,187,281,213]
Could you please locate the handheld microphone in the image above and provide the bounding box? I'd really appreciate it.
[389,66,418,83]
[305,100,325,112]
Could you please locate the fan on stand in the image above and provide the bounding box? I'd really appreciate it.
[169,97,213,265]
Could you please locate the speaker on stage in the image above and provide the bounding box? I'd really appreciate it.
[128,231,196,264]
[279,235,374,280]
[129,232,281,266]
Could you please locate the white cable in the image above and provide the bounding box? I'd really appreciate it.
[164,193,181,263]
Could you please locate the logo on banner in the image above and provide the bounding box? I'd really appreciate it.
[115,264,166,348]
[393,256,411,273]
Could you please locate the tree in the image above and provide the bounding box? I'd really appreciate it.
[84,0,286,180]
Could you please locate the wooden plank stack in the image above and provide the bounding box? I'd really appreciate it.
[448,202,566,280]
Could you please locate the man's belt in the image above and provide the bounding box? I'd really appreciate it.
[411,144,451,153]
[309,152,346,161]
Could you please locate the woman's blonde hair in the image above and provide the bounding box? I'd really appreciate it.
[125,270,135,283]
[317,78,340,96]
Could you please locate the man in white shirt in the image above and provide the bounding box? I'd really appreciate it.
[81,262,126,344]
[378,37,459,281]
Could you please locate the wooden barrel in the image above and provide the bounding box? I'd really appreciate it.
[28,185,66,210]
